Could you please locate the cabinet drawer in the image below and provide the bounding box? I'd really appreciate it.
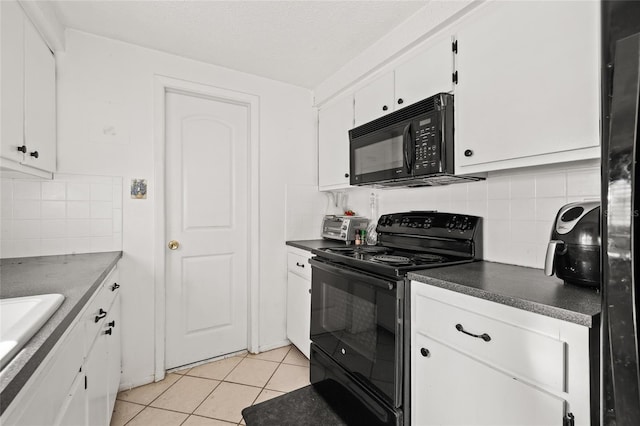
[287,252,311,280]
[415,294,565,392]
[83,267,119,351]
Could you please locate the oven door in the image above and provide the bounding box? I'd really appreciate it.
[309,258,403,408]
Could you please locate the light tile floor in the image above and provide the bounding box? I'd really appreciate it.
[111,345,310,426]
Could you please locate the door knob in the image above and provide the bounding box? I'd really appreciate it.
[168,240,180,250]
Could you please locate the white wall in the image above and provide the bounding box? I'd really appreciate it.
[0,174,122,257]
[339,160,600,269]
[56,29,316,388]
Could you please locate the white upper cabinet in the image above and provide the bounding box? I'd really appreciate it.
[454,1,600,174]
[394,37,454,109]
[354,36,454,127]
[0,0,25,164]
[318,95,354,190]
[354,72,395,126]
[0,0,56,177]
[23,14,56,173]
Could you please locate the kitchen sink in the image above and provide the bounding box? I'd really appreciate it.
[0,294,65,369]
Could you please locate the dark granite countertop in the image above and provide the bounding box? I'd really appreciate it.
[407,261,601,328]
[286,239,349,252]
[0,251,123,414]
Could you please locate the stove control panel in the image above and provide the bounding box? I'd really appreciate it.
[377,212,480,239]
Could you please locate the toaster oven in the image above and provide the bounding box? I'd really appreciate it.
[321,215,369,242]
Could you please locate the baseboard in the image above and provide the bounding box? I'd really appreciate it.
[256,339,291,354]
[118,373,156,392]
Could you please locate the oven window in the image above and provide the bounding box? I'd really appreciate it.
[354,136,404,175]
[322,285,379,360]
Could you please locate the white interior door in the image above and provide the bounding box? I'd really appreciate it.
[165,90,249,369]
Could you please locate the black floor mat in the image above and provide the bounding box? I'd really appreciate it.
[242,381,395,426]
[241,384,347,426]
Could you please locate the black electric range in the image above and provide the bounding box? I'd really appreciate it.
[308,211,483,426]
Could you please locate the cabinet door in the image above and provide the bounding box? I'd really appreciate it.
[23,15,56,172]
[0,0,25,163]
[106,295,122,414]
[354,72,394,126]
[395,36,454,108]
[1,320,86,426]
[54,372,87,426]
[85,327,109,426]
[413,333,565,425]
[318,95,353,190]
[454,1,599,171]
[286,271,311,358]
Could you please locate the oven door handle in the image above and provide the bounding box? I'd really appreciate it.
[309,258,396,291]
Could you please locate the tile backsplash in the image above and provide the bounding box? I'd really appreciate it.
[1,174,123,258]
[345,161,601,270]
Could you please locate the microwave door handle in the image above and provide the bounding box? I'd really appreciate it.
[403,123,412,172]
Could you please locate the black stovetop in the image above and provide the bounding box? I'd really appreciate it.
[312,211,483,278]
[312,245,474,278]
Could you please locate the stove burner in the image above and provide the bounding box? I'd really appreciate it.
[372,255,412,264]
[357,246,389,254]
[326,247,355,254]
[325,246,390,255]
[413,253,447,263]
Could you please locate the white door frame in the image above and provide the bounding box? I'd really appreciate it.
[153,75,260,381]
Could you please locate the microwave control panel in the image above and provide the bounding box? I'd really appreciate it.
[413,116,441,174]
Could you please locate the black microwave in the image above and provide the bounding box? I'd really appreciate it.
[349,93,480,187]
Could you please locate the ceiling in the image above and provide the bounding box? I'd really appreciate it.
[49,0,429,89]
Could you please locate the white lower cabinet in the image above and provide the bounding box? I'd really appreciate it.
[1,265,122,426]
[414,333,564,425]
[86,327,109,426]
[86,294,120,426]
[107,296,122,412]
[411,282,592,426]
[55,372,87,426]
[286,247,312,358]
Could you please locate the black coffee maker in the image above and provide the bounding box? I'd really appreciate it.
[544,201,600,287]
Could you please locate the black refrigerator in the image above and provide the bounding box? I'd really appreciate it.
[601,1,640,425]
